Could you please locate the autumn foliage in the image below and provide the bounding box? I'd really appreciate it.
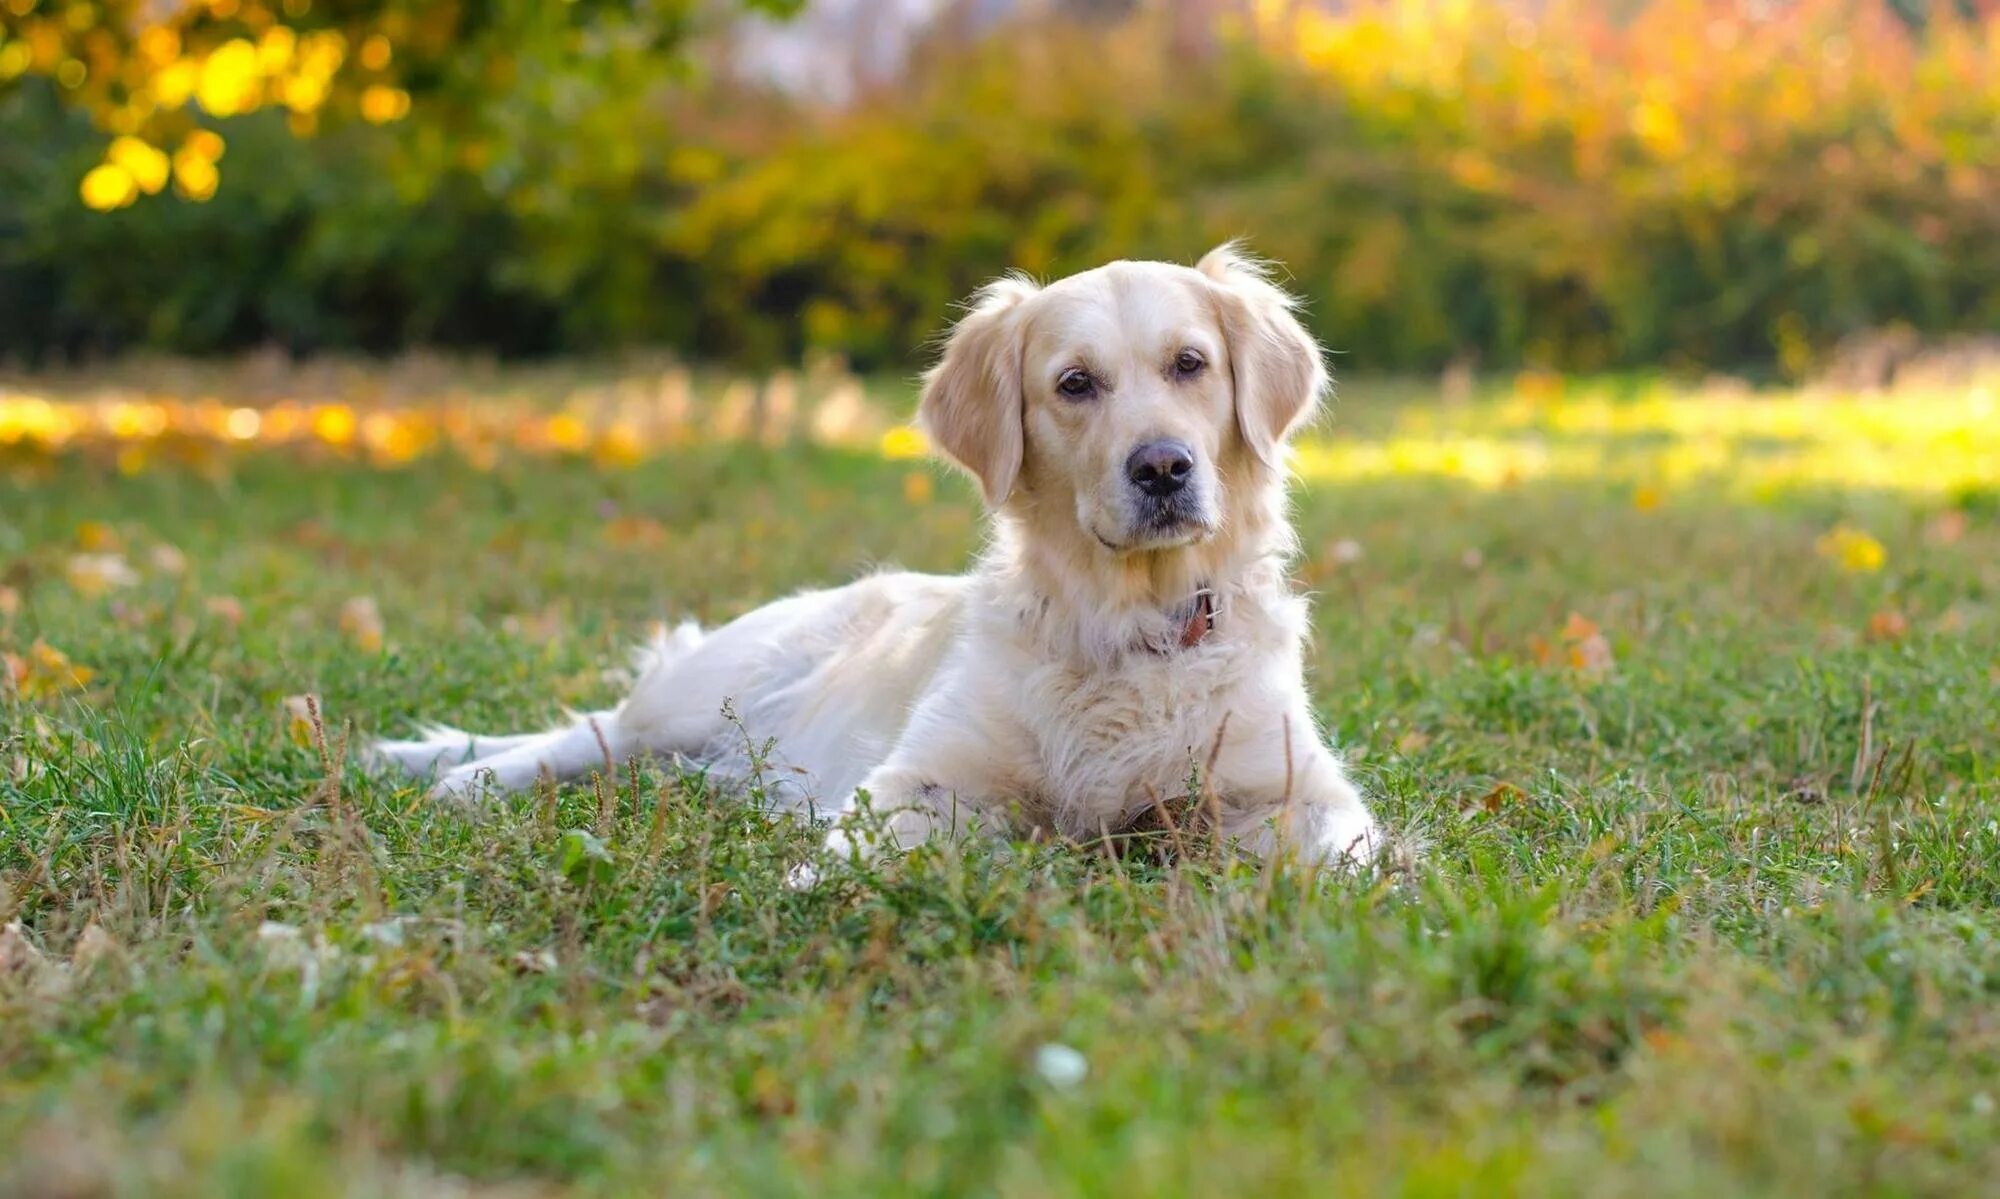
[1,0,1994,371]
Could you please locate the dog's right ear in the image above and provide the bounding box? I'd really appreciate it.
[919,274,1038,507]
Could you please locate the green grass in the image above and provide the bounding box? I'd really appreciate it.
[2,376,1998,1196]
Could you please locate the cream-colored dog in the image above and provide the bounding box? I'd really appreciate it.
[368,246,1379,868]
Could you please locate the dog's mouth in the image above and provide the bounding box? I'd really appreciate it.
[1096,495,1217,552]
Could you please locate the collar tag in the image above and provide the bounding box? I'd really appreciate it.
[1178,587,1219,649]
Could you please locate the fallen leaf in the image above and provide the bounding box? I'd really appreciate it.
[338,596,385,651]
[148,543,188,575]
[1559,612,1615,676]
[65,553,139,596]
[511,948,558,975]
[4,641,96,699]
[75,521,122,551]
[204,595,245,625]
[501,608,565,642]
[281,695,320,749]
[604,516,670,547]
[1924,510,1968,546]
[1473,781,1526,815]
[1866,608,1909,642]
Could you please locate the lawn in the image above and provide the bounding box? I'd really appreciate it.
[2,363,1997,1196]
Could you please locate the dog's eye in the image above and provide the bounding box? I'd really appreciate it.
[1056,368,1095,399]
[1174,349,1206,377]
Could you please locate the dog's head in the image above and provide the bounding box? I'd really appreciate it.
[920,244,1325,554]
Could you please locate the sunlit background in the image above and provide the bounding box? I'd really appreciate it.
[1,0,1996,487]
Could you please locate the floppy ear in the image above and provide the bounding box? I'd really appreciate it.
[1198,242,1328,469]
[918,274,1038,506]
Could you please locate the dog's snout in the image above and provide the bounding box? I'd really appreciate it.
[1126,440,1196,498]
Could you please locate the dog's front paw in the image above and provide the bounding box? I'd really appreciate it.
[428,764,500,808]
[361,726,485,778]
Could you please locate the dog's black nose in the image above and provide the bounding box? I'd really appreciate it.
[1126,440,1195,498]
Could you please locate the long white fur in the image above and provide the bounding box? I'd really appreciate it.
[366,247,1379,869]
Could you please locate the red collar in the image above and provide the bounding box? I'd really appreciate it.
[1176,587,1220,649]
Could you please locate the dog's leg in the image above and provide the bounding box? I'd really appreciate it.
[363,725,547,776]
[1213,713,1379,869]
[1240,756,1379,868]
[427,711,628,805]
[789,768,1004,888]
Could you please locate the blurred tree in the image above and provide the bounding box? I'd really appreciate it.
[0,0,800,210]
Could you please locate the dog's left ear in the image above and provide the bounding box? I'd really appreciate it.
[919,273,1039,506]
[1198,242,1328,469]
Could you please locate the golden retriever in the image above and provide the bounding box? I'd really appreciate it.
[367,245,1379,870]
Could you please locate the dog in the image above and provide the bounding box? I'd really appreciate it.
[367,245,1380,869]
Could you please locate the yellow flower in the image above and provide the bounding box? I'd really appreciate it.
[172,148,220,201]
[545,414,591,452]
[312,404,357,446]
[108,136,171,195]
[358,34,393,72]
[184,130,226,163]
[80,164,138,212]
[196,39,263,118]
[359,85,411,125]
[1815,525,1887,574]
[152,59,198,108]
[879,426,927,460]
[594,424,646,468]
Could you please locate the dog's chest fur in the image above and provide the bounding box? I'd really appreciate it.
[995,589,1304,836]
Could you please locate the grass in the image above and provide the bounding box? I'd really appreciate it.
[2,365,1998,1196]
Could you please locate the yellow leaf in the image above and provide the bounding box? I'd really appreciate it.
[6,641,96,699]
[76,521,121,551]
[281,694,319,748]
[338,596,385,651]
